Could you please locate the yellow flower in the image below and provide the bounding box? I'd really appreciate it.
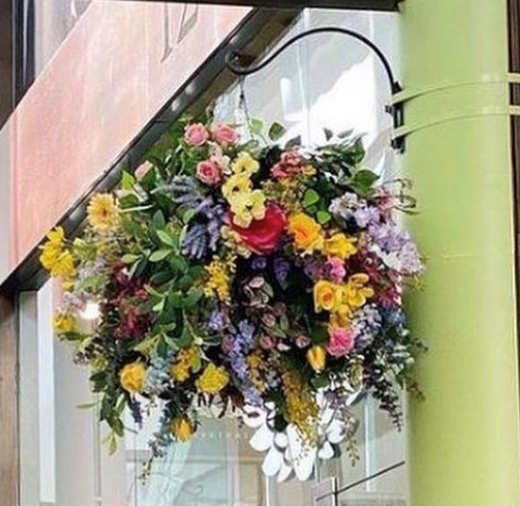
[229,190,266,228]
[222,173,252,201]
[307,345,327,373]
[171,347,200,382]
[343,273,374,310]
[314,280,340,312]
[323,233,357,260]
[287,213,324,253]
[196,364,230,394]
[330,311,351,328]
[52,251,76,279]
[282,371,319,444]
[54,312,76,333]
[172,418,195,442]
[40,227,76,278]
[204,257,235,304]
[302,164,317,177]
[231,152,260,176]
[119,361,147,394]
[87,193,119,233]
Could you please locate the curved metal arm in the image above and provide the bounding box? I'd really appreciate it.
[225,26,405,152]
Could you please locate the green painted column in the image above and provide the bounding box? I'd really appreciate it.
[401,0,520,504]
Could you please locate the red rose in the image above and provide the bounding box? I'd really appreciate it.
[230,205,287,254]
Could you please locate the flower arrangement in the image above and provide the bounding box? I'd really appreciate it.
[41,112,424,480]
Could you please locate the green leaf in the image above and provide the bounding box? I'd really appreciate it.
[352,169,379,188]
[182,208,196,224]
[249,118,264,136]
[311,374,330,389]
[121,254,140,264]
[153,298,166,313]
[178,275,194,291]
[184,287,204,308]
[285,136,301,149]
[323,128,334,141]
[153,210,166,230]
[118,193,140,209]
[121,170,136,190]
[268,122,286,141]
[156,230,176,248]
[169,256,188,274]
[149,249,171,262]
[168,292,184,308]
[76,402,98,410]
[303,188,320,207]
[316,210,331,224]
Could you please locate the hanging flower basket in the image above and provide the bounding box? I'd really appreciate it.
[41,112,424,481]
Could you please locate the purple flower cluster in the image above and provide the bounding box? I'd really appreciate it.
[171,175,224,259]
[222,321,262,405]
[368,223,424,275]
[352,303,383,350]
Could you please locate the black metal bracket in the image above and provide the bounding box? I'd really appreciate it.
[225,26,405,152]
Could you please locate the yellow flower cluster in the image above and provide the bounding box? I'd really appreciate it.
[204,256,235,304]
[222,152,266,228]
[119,361,147,394]
[40,227,76,279]
[288,213,358,261]
[282,371,319,444]
[87,193,120,233]
[54,312,76,334]
[196,364,230,394]
[171,346,200,382]
[172,418,195,442]
[246,352,267,393]
[314,273,374,324]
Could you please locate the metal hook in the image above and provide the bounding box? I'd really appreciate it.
[225,26,405,152]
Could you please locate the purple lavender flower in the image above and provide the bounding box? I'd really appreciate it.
[223,320,262,405]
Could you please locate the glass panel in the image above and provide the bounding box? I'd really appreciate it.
[317,396,407,492]
[336,465,408,505]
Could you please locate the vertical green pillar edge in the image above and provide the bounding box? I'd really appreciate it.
[401,0,520,505]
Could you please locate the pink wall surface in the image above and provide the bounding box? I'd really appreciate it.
[0,1,251,285]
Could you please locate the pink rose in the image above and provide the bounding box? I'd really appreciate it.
[196,160,222,186]
[270,150,304,179]
[327,326,355,357]
[212,124,239,145]
[184,123,209,147]
[326,257,346,282]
